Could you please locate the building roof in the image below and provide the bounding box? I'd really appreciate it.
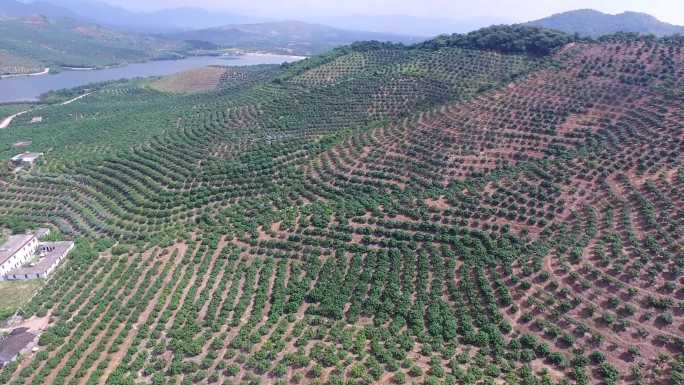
[10,152,43,163]
[34,228,50,240]
[8,241,73,277]
[0,327,36,364]
[0,234,36,266]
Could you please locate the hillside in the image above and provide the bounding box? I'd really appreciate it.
[0,5,422,74]
[168,21,422,56]
[0,25,683,385]
[38,0,265,33]
[0,0,79,20]
[526,9,684,37]
[0,15,192,75]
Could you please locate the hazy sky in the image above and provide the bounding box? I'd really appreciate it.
[101,0,684,25]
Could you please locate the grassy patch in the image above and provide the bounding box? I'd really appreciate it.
[149,66,227,94]
[0,280,43,320]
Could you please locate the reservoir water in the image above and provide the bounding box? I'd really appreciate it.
[0,54,303,103]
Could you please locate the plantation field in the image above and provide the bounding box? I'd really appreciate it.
[0,26,682,385]
[149,67,228,94]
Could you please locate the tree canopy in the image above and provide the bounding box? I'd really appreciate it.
[415,25,575,55]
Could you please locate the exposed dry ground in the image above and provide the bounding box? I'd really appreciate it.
[150,66,227,94]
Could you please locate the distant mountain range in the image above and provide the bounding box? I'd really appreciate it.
[317,14,509,37]
[168,21,422,56]
[526,9,684,37]
[52,0,265,32]
[0,1,421,74]
[2,1,684,76]
[7,0,504,36]
[0,0,263,32]
[0,0,78,20]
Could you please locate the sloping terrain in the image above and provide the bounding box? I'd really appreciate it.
[0,14,419,75]
[0,0,79,20]
[526,9,684,37]
[167,21,422,56]
[0,27,682,385]
[0,16,189,74]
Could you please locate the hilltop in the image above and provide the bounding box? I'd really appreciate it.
[526,9,684,37]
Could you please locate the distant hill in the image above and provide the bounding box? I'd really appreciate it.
[167,21,422,56]
[40,0,265,33]
[318,14,510,37]
[0,0,79,20]
[0,16,191,75]
[526,9,684,37]
[0,7,421,75]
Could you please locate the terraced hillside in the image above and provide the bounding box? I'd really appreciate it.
[0,27,682,385]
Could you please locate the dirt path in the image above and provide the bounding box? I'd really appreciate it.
[0,110,29,129]
[0,315,50,334]
[61,91,94,106]
[0,91,95,130]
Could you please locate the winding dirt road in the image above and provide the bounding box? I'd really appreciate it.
[0,91,95,129]
[0,110,29,129]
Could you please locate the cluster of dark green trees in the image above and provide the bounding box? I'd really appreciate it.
[416,25,574,55]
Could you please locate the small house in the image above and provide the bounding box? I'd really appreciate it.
[0,229,71,281]
[0,234,39,277]
[10,152,43,168]
[6,241,74,280]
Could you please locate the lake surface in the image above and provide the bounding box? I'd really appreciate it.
[0,54,303,103]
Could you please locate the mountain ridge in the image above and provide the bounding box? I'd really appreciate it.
[167,20,422,56]
[7,0,263,32]
[0,0,79,20]
[525,9,684,37]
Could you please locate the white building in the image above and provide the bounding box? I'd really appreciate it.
[6,241,74,280]
[10,152,43,168]
[0,234,39,277]
[0,229,69,281]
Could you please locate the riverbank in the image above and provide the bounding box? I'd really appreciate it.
[61,67,96,71]
[245,52,308,61]
[0,68,50,79]
[0,53,304,103]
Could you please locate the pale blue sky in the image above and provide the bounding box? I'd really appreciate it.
[103,0,684,25]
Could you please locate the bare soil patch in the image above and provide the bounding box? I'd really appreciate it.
[150,66,227,94]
